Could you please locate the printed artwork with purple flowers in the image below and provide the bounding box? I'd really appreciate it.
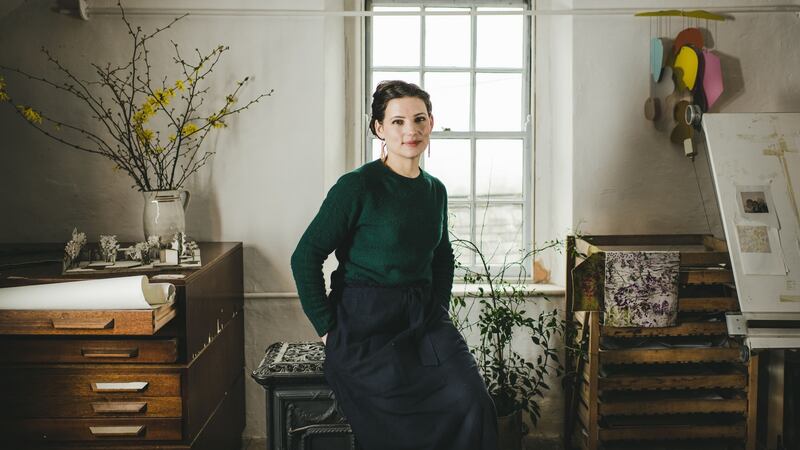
[604,251,680,327]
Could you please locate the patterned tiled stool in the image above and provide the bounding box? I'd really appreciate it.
[251,341,355,450]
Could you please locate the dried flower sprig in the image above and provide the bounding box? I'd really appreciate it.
[125,241,150,261]
[125,235,161,263]
[64,227,87,261]
[0,1,272,191]
[99,234,120,261]
[147,235,161,248]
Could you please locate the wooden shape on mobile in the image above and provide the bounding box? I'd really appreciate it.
[673,27,704,54]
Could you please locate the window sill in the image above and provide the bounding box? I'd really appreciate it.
[451,282,565,297]
[245,283,566,301]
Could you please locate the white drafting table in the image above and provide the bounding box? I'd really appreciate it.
[702,113,800,349]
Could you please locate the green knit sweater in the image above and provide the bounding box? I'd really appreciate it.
[290,159,455,337]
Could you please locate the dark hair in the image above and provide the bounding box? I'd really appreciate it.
[369,80,432,138]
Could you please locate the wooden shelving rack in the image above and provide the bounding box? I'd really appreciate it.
[565,235,759,450]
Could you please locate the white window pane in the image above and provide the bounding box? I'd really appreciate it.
[425,8,470,67]
[372,71,421,94]
[449,206,474,266]
[476,8,523,68]
[476,139,523,199]
[372,7,421,67]
[475,73,522,131]
[449,206,472,241]
[424,139,470,199]
[475,204,524,266]
[424,72,470,132]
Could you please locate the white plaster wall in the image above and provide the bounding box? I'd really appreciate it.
[535,0,574,287]
[0,0,340,294]
[244,295,320,439]
[3,0,800,444]
[569,0,800,237]
[0,0,343,441]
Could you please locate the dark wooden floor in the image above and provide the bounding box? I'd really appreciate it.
[240,438,267,450]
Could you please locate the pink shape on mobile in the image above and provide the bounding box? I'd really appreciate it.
[703,50,724,109]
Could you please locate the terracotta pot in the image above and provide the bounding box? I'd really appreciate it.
[497,409,523,450]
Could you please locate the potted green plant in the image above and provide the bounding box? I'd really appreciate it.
[449,235,566,450]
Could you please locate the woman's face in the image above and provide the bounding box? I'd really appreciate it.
[375,96,433,161]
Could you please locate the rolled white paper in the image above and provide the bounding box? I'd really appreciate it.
[0,275,175,310]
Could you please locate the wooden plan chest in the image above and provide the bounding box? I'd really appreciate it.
[0,242,245,449]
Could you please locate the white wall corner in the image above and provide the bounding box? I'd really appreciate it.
[344,0,366,171]
[323,0,348,189]
[534,5,574,287]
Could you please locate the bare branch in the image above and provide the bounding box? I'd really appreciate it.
[0,1,270,191]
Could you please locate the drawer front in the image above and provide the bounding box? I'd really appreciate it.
[0,303,176,336]
[185,311,244,440]
[0,338,178,364]
[3,396,182,418]
[1,418,182,442]
[0,371,181,398]
[184,245,244,361]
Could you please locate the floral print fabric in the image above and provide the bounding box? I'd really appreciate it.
[604,251,680,327]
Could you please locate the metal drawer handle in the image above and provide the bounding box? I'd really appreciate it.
[89,425,145,437]
[91,381,149,393]
[52,318,114,329]
[91,401,147,414]
[82,348,139,358]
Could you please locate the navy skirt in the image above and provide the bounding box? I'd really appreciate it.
[323,283,498,450]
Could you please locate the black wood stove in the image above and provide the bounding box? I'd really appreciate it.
[252,341,356,450]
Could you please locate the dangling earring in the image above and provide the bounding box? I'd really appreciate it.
[380,140,387,160]
[427,140,431,158]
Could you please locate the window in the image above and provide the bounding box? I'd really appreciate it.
[365,1,532,277]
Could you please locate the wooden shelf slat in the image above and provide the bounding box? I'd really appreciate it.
[603,322,728,337]
[599,374,747,391]
[599,398,747,416]
[680,252,729,267]
[678,297,739,312]
[600,347,741,365]
[681,270,734,285]
[601,442,751,450]
[599,424,746,441]
[565,235,757,450]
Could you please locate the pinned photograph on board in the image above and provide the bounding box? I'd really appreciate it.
[736,184,780,229]
[736,225,771,253]
[734,223,787,275]
[741,191,769,213]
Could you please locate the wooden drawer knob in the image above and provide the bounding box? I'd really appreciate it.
[52,318,114,330]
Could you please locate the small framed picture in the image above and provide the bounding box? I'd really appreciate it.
[735,184,779,228]
[740,191,769,213]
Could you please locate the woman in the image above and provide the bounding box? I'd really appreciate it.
[291,80,498,450]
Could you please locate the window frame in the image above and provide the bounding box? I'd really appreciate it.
[365,0,534,281]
